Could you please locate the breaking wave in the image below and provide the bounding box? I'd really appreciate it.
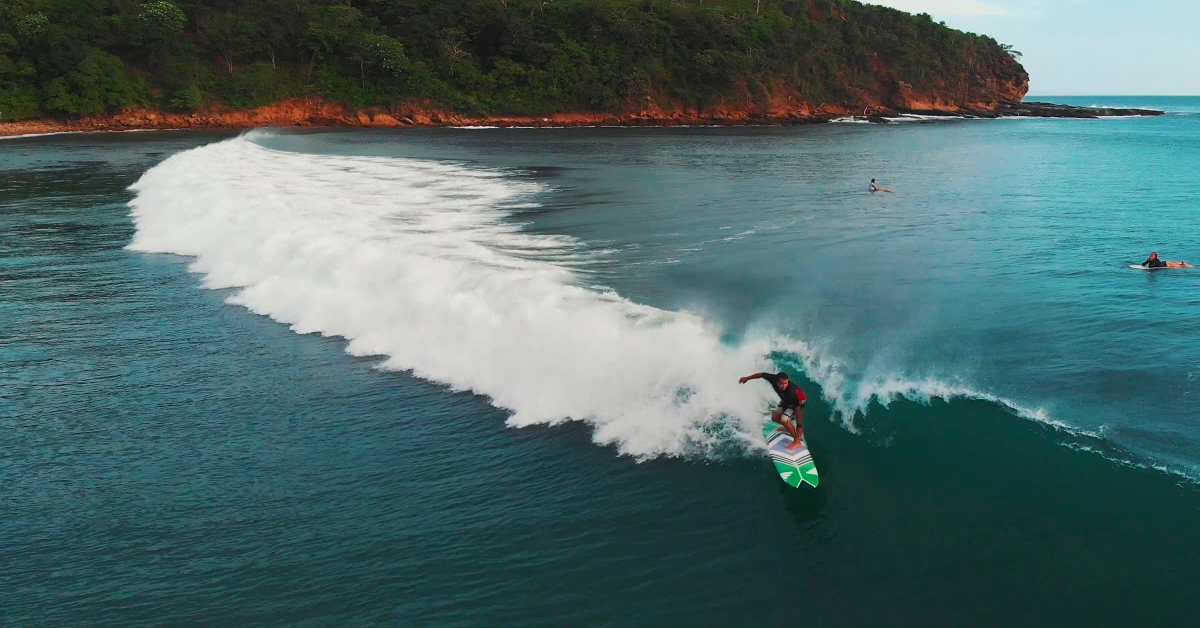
[126,132,791,458]
[127,130,1065,459]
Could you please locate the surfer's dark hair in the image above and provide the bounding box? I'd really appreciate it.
[777,371,789,380]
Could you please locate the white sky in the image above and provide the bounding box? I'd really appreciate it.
[867,0,1200,95]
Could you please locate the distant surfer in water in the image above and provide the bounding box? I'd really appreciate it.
[869,179,893,193]
[1142,252,1192,268]
[739,371,807,450]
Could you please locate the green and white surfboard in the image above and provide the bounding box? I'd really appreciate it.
[763,421,819,488]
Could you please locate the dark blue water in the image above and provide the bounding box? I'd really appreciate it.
[5,99,1200,626]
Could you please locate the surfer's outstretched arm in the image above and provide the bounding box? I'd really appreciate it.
[738,372,767,384]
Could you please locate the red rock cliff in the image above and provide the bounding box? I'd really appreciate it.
[0,56,1029,136]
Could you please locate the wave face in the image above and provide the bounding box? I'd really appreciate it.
[127,133,790,458]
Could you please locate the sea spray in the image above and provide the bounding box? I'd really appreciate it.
[766,342,1056,434]
[127,133,783,458]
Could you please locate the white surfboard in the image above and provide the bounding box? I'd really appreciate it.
[1129,264,1189,270]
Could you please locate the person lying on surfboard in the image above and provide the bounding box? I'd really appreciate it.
[739,371,807,450]
[1142,252,1192,268]
[869,179,893,193]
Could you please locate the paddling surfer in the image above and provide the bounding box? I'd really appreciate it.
[739,371,807,450]
[1142,252,1192,268]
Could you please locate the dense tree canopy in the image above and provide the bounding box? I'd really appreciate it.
[0,0,1023,120]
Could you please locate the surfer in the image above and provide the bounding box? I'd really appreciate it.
[869,179,893,193]
[739,371,807,450]
[1142,252,1192,268]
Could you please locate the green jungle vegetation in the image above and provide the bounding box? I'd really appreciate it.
[0,0,1023,121]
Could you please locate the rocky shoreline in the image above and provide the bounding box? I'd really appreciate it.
[992,101,1165,118]
[842,101,1165,124]
[0,99,1165,138]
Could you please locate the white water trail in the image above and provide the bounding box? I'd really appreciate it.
[127,133,780,458]
[127,132,1069,459]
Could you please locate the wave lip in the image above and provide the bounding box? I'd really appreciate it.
[127,132,780,459]
[765,340,1063,434]
[842,377,1057,427]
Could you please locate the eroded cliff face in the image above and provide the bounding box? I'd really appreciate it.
[867,45,1030,114]
[887,76,1028,113]
[0,54,1030,136]
[888,72,1029,114]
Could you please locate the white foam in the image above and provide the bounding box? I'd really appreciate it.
[127,131,1085,461]
[0,128,185,140]
[829,114,966,125]
[0,131,77,140]
[127,133,780,459]
[883,113,967,123]
[845,377,1056,426]
[763,336,1065,434]
[1057,441,1200,484]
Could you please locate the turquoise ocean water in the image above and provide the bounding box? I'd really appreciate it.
[5,97,1200,625]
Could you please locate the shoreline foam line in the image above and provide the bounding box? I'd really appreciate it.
[0,128,189,140]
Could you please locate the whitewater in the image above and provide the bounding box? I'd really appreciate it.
[127,132,1053,458]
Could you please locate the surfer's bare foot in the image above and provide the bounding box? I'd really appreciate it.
[785,439,805,451]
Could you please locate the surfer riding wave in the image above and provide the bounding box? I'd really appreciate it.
[739,371,807,450]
